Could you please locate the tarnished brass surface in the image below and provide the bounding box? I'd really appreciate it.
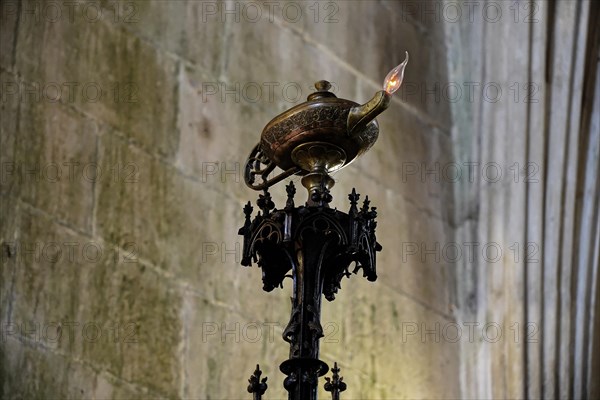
[258,81,386,173]
[245,80,392,192]
[291,142,346,173]
[260,99,377,171]
[347,90,391,134]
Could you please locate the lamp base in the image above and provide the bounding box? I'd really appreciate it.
[291,142,346,207]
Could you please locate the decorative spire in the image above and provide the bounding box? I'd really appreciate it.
[257,189,275,216]
[348,188,360,216]
[247,364,268,399]
[366,206,377,221]
[286,181,296,209]
[243,201,254,224]
[239,201,255,267]
[324,362,347,400]
[360,195,371,215]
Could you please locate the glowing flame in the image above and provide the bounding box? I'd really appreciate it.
[383,51,409,94]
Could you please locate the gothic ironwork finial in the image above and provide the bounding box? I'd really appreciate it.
[243,201,254,223]
[257,189,275,216]
[324,362,347,400]
[248,364,268,399]
[360,195,371,215]
[286,181,296,209]
[348,188,359,216]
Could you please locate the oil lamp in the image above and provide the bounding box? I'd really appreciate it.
[239,53,408,399]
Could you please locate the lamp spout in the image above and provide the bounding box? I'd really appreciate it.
[347,52,408,134]
[347,90,391,134]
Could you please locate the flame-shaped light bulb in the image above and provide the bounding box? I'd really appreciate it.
[383,51,409,95]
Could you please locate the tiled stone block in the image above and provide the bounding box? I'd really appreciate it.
[9,209,90,345]
[0,1,18,69]
[77,252,183,397]
[1,69,20,197]
[0,194,19,327]
[320,282,460,398]
[14,100,97,232]
[183,291,290,400]
[0,337,96,399]
[15,12,179,159]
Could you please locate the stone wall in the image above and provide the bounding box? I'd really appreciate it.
[444,0,600,398]
[1,1,458,398]
[2,0,599,399]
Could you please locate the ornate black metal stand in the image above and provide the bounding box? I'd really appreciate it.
[239,182,381,399]
[236,61,409,397]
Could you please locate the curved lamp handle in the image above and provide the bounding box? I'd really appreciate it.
[244,143,301,191]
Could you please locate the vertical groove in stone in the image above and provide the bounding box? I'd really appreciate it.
[560,2,590,398]
[449,1,599,399]
[574,3,600,395]
[9,0,21,71]
[525,1,549,397]
[541,1,577,396]
[507,2,532,395]
[589,214,600,398]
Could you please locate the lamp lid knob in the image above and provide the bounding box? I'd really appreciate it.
[315,80,331,91]
[308,80,337,100]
